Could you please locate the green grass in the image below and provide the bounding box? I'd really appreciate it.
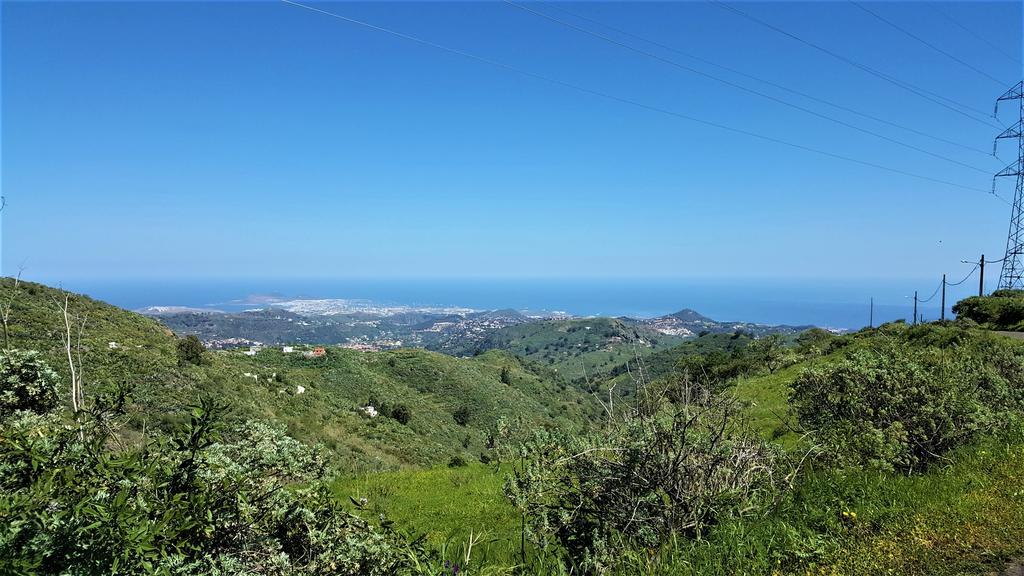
[333,464,519,549]
[731,358,829,450]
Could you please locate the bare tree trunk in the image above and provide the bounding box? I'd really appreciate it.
[1,268,23,350]
[55,292,86,414]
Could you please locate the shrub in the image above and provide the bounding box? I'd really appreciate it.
[176,335,205,366]
[791,338,1021,472]
[0,350,60,418]
[0,391,425,575]
[505,386,785,572]
[952,291,1024,329]
[448,455,467,468]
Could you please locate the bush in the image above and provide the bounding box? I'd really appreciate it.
[791,337,1022,472]
[0,391,425,575]
[0,350,60,418]
[952,291,1024,329]
[505,387,784,572]
[176,335,205,366]
[448,455,467,468]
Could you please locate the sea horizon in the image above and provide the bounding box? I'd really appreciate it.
[18,275,975,331]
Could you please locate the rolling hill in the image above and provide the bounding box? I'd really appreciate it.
[0,278,600,470]
[472,316,689,381]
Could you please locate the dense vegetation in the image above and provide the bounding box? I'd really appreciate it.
[952,288,1024,330]
[0,390,426,574]
[475,317,686,380]
[3,278,1024,575]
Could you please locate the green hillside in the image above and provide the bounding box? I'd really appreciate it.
[7,278,1024,575]
[598,331,755,390]
[0,278,599,470]
[475,316,687,381]
[329,323,1024,575]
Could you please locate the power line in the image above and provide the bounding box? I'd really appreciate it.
[917,278,943,303]
[712,1,1004,129]
[505,0,993,175]
[280,0,1000,198]
[537,1,991,157]
[850,1,1007,86]
[946,264,979,287]
[930,4,1021,66]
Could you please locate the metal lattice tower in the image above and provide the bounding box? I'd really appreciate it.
[995,81,1024,289]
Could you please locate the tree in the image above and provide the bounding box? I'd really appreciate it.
[453,405,472,426]
[0,350,60,418]
[751,334,787,374]
[500,365,512,385]
[176,335,205,366]
[391,403,411,425]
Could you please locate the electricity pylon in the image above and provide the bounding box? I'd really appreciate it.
[995,81,1024,289]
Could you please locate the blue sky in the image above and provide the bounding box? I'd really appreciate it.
[2,1,1022,284]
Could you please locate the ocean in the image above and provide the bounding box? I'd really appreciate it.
[44,277,968,331]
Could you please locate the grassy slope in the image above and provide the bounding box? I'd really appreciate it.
[1,278,600,470]
[337,340,1024,575]
[478,317,686,381]
[325,354,829,557]
[333,464,520,551]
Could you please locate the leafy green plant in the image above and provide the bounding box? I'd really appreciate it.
[0,349,60,418]
[0,379,427,575]
[791,331,1023,472]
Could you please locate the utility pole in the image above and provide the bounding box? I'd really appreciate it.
[994,81,1024,289]
[869,297,874,328]
[941,274,946,321]
[913,291,918,325]
[980,254,985,296]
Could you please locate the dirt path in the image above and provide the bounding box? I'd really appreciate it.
[1001,560,1024,576]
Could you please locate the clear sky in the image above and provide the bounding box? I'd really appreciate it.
[2,1,1022,284]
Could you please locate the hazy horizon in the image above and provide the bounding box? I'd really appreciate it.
[17,274,969,329]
